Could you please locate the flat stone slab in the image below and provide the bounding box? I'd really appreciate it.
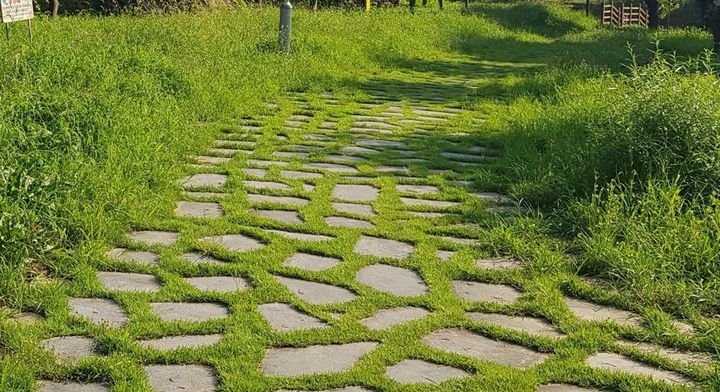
[325,216,375,229]
[268,229,334,242]
[183,191,229,200]
[248,194,309,206]
[617,339,712,368]
[437,250,456,261]
[354,236,414,259]
[400,197,459,209]
[242,168,269,178]
[181,174,228,188]
[385,359,470,384]
[375,166,409,174]
[274,275,357,305]
[473,192,512,204]
[283,252,341,272]
[360,306,430,330]
[182,276,251,293]
[40,336,96,362]
[97,272,162,293]
[304,163,359,173]
[5,309,42,324]
[565,298,643,327]
[332,202,375,216]
[176,201,223,218]
[106,248,159,266]
[326,155,367,163]
[251,209,304,224]
[68,298,128,327]
[150,302,229,322]
[180,253,227,265]
[248,159,289,167]
[587,352,691,385]
[423,328,550,368]
[202,234,266,252]
[332,184,379,201]
[144,364,217,391]
[281,170,324,179]
[355,139,406,149]
[434,235,477,246]
[409,211,447,219]
[476,256,522,270]
[243,180,291,191]
[127,231,178,246]
[536,384,603,392]
[342,146,379,155]
[466,312,564,338]
[273,151,309,159]
[138,334,223,351]
[441,152,484,162]
[356,265,428,297]
[258,303,328,332]
[278,388,371,392]
[260,342,378,376]
[451,281,522,304]
[38,381,109,392]
[396,185,440,194]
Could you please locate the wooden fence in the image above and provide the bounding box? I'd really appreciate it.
[601,3,649,27]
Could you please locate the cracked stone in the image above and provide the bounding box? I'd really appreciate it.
[466,312,565,339]
[452,281,522,304]
[260,342,378,376]
[138,334,223,351]
[565,298,643,328]
[283,252,341,272]
[202,234,266,252]
[360,306,430,330]
[251,209,304,224]
[274,276,356,305]
[127,231,179,246]
[325,216,375,229]
[144,364,217,391]
[106,248,159,266]
[40,336,96,362]
[176,201,223,218]
[332,184,379,201]
[332,202,375,216]
[587,352,691,385]
[258,303,328,332]
[268,229,334,242]
[97,272,162,293]
[356,265,428,297]
[68,298,128,328]
[385,359,470,384]
[182,276,251,293]
[181,174,228,188]
[150,302,229,322]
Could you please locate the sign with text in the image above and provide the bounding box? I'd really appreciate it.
[1,0,33,23]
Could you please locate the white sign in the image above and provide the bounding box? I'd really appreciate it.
[1,0,33,23]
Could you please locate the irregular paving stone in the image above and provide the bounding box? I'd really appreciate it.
[325,216,375,229]
[375,166,409,174]
[251,209,304,224]
[354,236,414,259]
[385,359,470,384]
[40,336,96,362]
[355,139,407,149]
[476,256,522,270]
[268,229,334,242]
[332,202,375,216]
[106,248,159,266]
[565,298,643,328]
[353,121,399,129]
[304,162,359,173]
[182,276,251,293]
[273,151,309,159]
[466,312,564,338]
[38,381,109,392]
[183,191,229,200]
[144,364,217,391]
[616,339,712,368]
[242,168,269,178]
[5,309,42,324]
[281,170,324,179]
[208,148,250,157]
[360,306,430,330]
[175,201,223,218]
[350,127,392,135]
[68,298,128,327]
[248,194,309,206]
[302,183,316,192]
[260,342,378,376]
[326,155,367,163]
[423,328,549,368]
[672,320,696,334]
[277,388,371,392]
[441,152,484,162]
[150,302,229,322]
[243,180,291,191]
[586,352,691,385]
[332,184,379,201]
[181,174,228,188]
[472,192,512,204]
[342,146,379,155]
[213,139,255,148]
[284,252,341,272]
[138,334,224,350]
[451,281,522,304]
[400,197,459,209]
[97,272,162,293]
[437,250,456,261]
[274,276,356,305]
[248,159,289,167]
[356,265,428,297]
[409,211,447,219]
[536,384,603,392]
[180,253,227,265]
[202,234,266,252]
[433,235,477,246]
[258,303,328,332]
[396,185,440,194]
[127,231,179,246]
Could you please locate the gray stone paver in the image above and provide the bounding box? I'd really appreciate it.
[281,170,324,179]
[97,272,162,293]
[106,248,159,265]
[181,173,228,188]
[332,202,375,216]
[175,201,223,218]
[565,297,643,328]
[68,298,128,327]
[258,303,328,332]
[400,197,459,209]
[437,250,456,261]
[242,168,269,178]
[283,252,341,271]
[247,194,309,206]
[451,281,522,304]
[268,229,334,242]
[354,236,414,259]
[396,184,440,194]
[150,302,229,322]
[38,381,109,392]
[385,359,470,384]
[278,388,372,392]
[536,384,602,392]
[475,256,522,270]
[616,339,712,368]
[144,364,217,391]
[138,334,224,350]
[260,342,378,376]
[356,264,428,297]
[127,230,178,246]
[360,306,430,330]
[466,312,564,338]
[180,252,227,265]
[304,162,359,173]
[248,159,289,167]
[332,184,379,201]
[182,276,251,293]
[355,139,406,149]
[40,336,96,362]
[274,275,357,305]
[587,352,691,385]
[251,209,304,224]
[325,216,375,229]
[202,234,266,252]
[243,180,291,191]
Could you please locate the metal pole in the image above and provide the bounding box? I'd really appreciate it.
[4,23,9,41]
[27,19,32,43]
[279,0,292,54]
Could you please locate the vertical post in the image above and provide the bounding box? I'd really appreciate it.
[438,0,443,9]
[4,23,9,41]
[279,0,292,54]
[27,19,32,43]
[365,0,370,11]
[463,0,468,10]
[586,0,590,16]
[409,0,416,11]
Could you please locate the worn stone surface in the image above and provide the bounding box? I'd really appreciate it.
[68,298,128,327]
[38,381,109,392]
[274,275,357,305]
[587,352,691,385]
[451,281,522,304]
[40,336,96,362]
[355,139,406,149]
[183,276,251,293]
[242,168,269,178]
[342,146,379,155]
[353,236,414,259]
[385,359,470,384]
[180,253,227,265]
[260,342,378,376]
[248,194,309,206]
[472,192,512,204]
[243,180,291,191]
[616,339,713,368]
[277,388,371,392]
[6,309,42,324]
[273,151,309,159]
[332,185,379,201]
[251,209,304,224]
[138,334,224,351]
[176,201,223,218]
[268,229,334,242]
[181,174,228,188]
[434,235,477,246]
[423,328,549,368]
[325,216,375,229]
[144,364,217,391]
[475,256,522,270]
[375,166,409,174]
[202,234,266,252]
[332,202,375,216]
[396,185,440,194]
[437,250,456,261]
[248,159,289,167]
[400,197,459,209]
[127,231,179,246]
[106,248,159,266]
[258,303,328,332]
[183,191,229,200]
[535,384,602,392]
[356,265,428,297]
[283,252,341,272]
[565,298,643,328]
[150,302,229,322]
[360,306,430,330]
[304,163,359,173]
[326,155,367,163]
[281,170,324,179]
[466,312,564,338]
[409,212,447,219]
[97,272,162,293]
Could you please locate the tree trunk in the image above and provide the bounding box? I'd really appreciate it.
[50,0,59,17]
[645,0,659,28]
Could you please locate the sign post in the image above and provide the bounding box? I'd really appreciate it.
[0,0,33,41]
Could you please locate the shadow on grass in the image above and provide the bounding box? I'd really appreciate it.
[464,2,591,38]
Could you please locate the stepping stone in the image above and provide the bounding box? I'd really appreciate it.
[191,156,231,165]
[473,192,512,204]
[441,152,484,162]
[395,158,428,164]
[326,155,367,163]
[616,339,712,368]
[38,381,108,392]
[150,302,229,322]
[437,250,456,261]
[342,146,379,155]
[127,231,178,246]
[385,359,470,384]
[396,185,440,194]
[248,194,309,206]
[281,170,324,179]
[242,168,268,178]
[274,276,356,305]
[68,298,128,327]
[175,201,223,218]
[138,334,224,351]
[423,328,549,368]
[248,159,289,167]
[273,151,309,159]
[243,180,291,191]
[5,309,42,324]
[208,148,250,157]
[434,235,477,246]
[360,306,429,330]
[355,139,406,149]
[278,388,371,392]
[356,265,428,297]
[350,127,392,135]
[536,384,602,392]
[332,202,375,216]
[97,272,161,293]
[354,236,414,259]
[304,163,359,173]
[202,234,266,252]
[409,211,447,219]
[476,256,522,270]
[325,216,375,229]
[586,352,691,385]
[106,248,158,266]
[332,184,379,201]
[268,230,334,242]
[284,252,341,272]
[144,364,217,391]
[260,342,378,376]
[258,303,328,332]
[180,253,227,265]
[183,191,229,200]
[213,139,255,148]
[302,184,315,192]
[672,320,696,334]
[181,174,228,188]
[466,312,564,338]
[182,276,251,293]
[564,298,643,327]
[400,197,459,209]
[251,209,303,224]
[375,166,409,174]
[451,281,521,304]
[341,176,376,182]
[40,336,96,362]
